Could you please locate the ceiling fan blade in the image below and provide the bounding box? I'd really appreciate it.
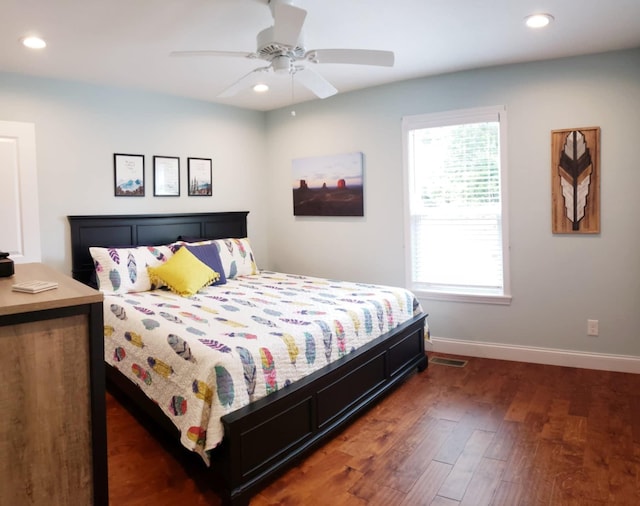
[306,49,394,67]
[170,50,256,59]
[294,67,337,99]
[272,2,307,47]
[217,66,272,98]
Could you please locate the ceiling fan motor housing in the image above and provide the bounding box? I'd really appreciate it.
[256,26,305,61]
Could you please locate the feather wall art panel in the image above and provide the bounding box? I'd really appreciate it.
[551,127,600,233]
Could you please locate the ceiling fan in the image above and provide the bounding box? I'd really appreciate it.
[170,0,394,100]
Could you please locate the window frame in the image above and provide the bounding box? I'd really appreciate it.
[402,105,511,305]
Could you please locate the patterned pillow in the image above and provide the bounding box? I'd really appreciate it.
[89,245,174,294]
[147,246,218,297]
[212,238,258,278]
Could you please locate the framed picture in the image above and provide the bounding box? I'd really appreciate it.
[551,127,600,233]
[153,156,180,196]
[114,153,145,196]
[292,152,364,216]
[187,157,212,196]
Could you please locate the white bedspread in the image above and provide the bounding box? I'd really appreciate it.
[104,271,424,463]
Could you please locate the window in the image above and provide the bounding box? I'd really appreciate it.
[402,106,510,304]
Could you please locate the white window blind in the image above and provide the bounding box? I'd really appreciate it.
[403,106,510,303]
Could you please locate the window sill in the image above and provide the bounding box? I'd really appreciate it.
[414,289,512,305]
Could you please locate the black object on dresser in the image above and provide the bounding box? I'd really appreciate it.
[0,251,14,277]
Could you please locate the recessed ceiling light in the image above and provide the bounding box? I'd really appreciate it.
[21,36,47,49]
[525,13,554,29]
[253,83,269,93]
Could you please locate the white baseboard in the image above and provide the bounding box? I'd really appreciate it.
[427,336,640,374]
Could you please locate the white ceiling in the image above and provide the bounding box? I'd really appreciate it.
[2,0,640,111]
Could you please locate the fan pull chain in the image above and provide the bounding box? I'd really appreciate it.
[290,72,296,117]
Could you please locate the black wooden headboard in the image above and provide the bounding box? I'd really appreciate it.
[68,212,249,287]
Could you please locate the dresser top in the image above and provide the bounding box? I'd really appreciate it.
[0,263,102,317]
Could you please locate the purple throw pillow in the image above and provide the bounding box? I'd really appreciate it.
[183,243,227,285]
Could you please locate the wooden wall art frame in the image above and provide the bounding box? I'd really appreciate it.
[551,127,600,234]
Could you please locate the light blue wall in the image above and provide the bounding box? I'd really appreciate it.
[265,48,640,357]
[2,48,639,358]
[0,73,269,274]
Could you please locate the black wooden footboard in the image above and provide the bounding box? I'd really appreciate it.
[216,313,427,505]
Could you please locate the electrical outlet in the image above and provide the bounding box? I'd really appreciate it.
[587,319,599,336]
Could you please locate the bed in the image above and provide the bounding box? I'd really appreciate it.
[68,211,428,505]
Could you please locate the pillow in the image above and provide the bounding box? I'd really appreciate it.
[212,238,259,279]
[177,235,203,243]
[183,243,226,285]
[168,238,211,253]
[89,245,174,294]
[147,246,219,297]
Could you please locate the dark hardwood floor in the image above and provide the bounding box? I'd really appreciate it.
[107,353,640,505]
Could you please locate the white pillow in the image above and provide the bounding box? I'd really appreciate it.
[212,238,259,278]
[89,245,174,294]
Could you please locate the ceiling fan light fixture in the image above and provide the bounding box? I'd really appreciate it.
[21,36,47,49]
[253,83,269,93]
[272,55,292,74]
[524,13,554,29]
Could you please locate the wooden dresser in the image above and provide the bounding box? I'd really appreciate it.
[0,263,108,506]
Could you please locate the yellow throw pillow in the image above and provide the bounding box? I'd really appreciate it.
[147,246,219,296]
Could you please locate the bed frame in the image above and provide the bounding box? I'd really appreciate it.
[68,212,428,505]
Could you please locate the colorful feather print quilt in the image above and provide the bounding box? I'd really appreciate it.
[104,271,424,464]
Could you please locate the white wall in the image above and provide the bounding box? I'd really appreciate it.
[265,48,640,359]
[0,73,269,274]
